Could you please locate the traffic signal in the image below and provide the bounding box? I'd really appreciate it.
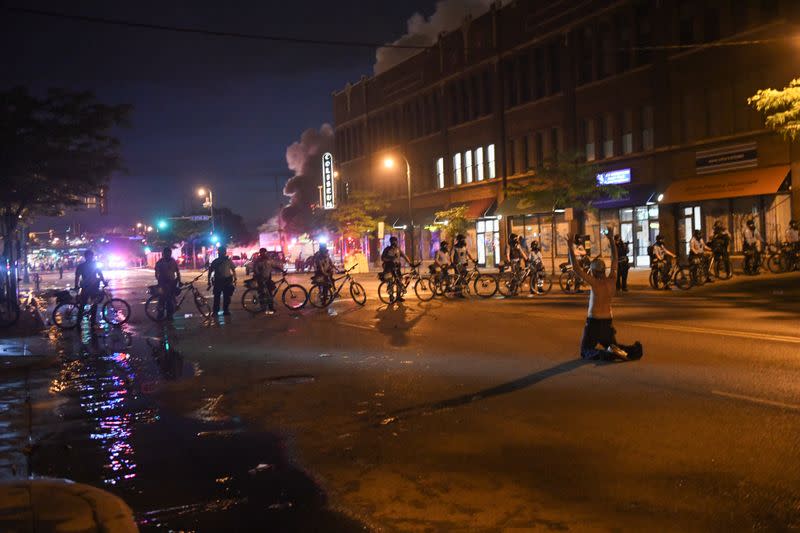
[157,219,169,230]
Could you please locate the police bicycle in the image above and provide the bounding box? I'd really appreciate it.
[378,262,435,304]
[144,272,212,321]
[241,271,309,312]
[308,265,366,308]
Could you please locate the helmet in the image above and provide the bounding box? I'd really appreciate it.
[218,246,227,255]
[259,247,267,255]
[456,234,466,242]
[162,247,172,258]
[84,250,94,260]
[713,220,723,230]
[389,236,398,245]
[589,258,606,275]
[319,243,327,252]
[574,235,584,245]
[440,241,449,250]
[531,240,540,250]
[790,220,798,229]
[746,219,755,228]
[509,233,518,244]
[656,234,664,243]
[693,229,702,239]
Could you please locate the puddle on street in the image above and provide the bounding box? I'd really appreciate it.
[23,323,368,532]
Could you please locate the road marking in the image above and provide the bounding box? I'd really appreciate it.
[711,390,800,411]
[632,321,800,345]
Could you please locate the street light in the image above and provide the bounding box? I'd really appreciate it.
[383,155,415,262]
[197,187,215,234]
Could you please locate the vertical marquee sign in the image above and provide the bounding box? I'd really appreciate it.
[321,152,335,210]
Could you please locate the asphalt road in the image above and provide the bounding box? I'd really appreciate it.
[14,267,800,531]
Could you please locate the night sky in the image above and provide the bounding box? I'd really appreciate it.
[2,0,434,233]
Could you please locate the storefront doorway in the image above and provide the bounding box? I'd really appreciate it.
[476,218,500,267]
[679,205,702,256]
[618,205,659,267]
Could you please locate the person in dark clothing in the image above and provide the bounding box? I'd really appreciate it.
[381,236,411,302]
[207,246,237,316]
[74,250,105,329]
[613,234,630,292]
[154,247,181,320]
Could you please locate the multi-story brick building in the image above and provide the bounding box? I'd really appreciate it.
[333,0,800,269]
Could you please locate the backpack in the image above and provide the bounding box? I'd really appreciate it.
[646,243,655,259]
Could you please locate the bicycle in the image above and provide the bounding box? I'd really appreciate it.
[648,260,690,290]
[558,263,581,294]
[432,263,491,298]
[308,265,366,308]
[145,272,212,321]
[767,242,800,273]
[497,262,551,297]
[687,254,711,287]
[52,284,131,329]
[378,263,435,304]
[464,264,500,298]
[241,271,309,313]
[709,252,732,280]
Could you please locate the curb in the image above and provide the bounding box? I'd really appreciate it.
[0,338,59,374]
[0,478,138,532]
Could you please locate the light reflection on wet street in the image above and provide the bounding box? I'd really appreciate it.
[4,319,367,531]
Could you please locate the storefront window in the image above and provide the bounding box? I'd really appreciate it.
[476,218,499,267]
[765,194,792,244]
[731,197,759,253]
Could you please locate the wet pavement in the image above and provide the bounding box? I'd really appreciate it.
[1,320,368,532]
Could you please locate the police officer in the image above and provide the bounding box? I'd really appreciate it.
[613,234,630,292]
[207,246,237,316]
[154,247,181,320]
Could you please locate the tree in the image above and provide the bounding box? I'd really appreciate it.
[328,191,387,241]
[748,78,800,140]
[213,207,255,246]
[0,87,131,257]
[426,205,469,241]
[506,151,627,211]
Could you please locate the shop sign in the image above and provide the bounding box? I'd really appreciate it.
[695,142,757,174]
[321,152,335,210]
[596,168,631,186]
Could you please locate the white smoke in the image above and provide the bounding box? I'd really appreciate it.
[374,0,502,75]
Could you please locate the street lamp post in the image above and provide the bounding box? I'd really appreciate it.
[197,187,215,235]
[384,155,415,262]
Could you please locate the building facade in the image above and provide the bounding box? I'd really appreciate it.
[333,0,800,268]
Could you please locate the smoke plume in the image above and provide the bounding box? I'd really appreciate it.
[279,124,334,234]
[374,0,502,75]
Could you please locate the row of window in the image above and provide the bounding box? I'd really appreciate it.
[503,40,562,108]
[508,129,561,176]
[447,68,494,127]
[581,106,654,162]
[435,144,497,190]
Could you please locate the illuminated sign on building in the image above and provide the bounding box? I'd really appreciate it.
[322,152,335,210]
[596,168,631,186]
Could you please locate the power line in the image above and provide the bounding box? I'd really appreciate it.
[5,6,431,50]
[6,6,795,53]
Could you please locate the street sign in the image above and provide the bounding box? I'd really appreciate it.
[188,215,211,221]
[322,152,335,210]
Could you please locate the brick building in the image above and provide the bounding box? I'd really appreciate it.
[332,0,800,268]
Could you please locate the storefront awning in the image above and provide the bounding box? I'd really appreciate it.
[495,195,555,217]
[448,197,497,219]
[592,188,656,210]
[390,206,440,228]
[660,165,790,204]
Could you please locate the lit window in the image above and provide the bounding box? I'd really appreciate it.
[436,157,445,189]
[487,144,496,179]
[453,153,462,185]
[622,133,633,154]
[475,147,484,181]
[464,151,473,183]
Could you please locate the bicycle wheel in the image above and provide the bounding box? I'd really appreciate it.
[691,265,705,286]
[649,269,659,289]
[281,284,308,310]
[767,253,783,274]
[535,273,553,294]
[674,268,691,290]
[194,292,212,317]
[102,298,131,325]
[497,274,518,297]
[414,277,435,301]
[308,283,333,308]
[559,272,577,294]
[52,302,79,329]
[473,274,498,298]
[241,288,265,314]
[378,281,396,304]
[350,282,367,305]
[144,295,166,322]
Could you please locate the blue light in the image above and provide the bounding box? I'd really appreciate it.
[157,219,168,230]
[143,247,151,254]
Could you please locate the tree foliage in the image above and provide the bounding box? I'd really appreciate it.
[0,86,131,254]
[151,207,254,249]
[506,151,627,211]
[748,78,800,140]
[427,205,469,241]
[328,191,387,240]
